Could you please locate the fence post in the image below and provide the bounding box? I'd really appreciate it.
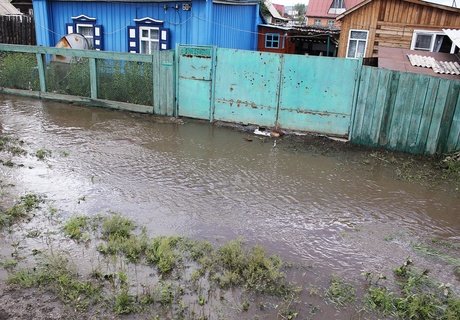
[89,58,98,99]
[209,46,217,122]
[174,45,180,117]
[274,53,285,127]
[35,53,46,93]
[152,52,160,114]
[349,59,363,141]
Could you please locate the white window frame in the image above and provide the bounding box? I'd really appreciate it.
[76,23,94,47]
[327,20,335,28]
[346,29,368,59]
[410,30,455,53]
[265,33,280,49]
[314,19,321,26]
[139,26,160,54]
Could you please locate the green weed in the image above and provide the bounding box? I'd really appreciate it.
[0,193,42,228]
[0,52,40,90]
[325,276,356,307]
[63,215,90,241]
[1,258,18,271]
[114,288,137,314]
[101,214,135,239]
[146,236,181,274]
[35,148,51,160]
[366,262,460,320]
[8,253,101,310]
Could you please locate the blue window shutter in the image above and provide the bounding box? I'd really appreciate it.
[127,26,138,53]
[93,25,103,51]
[66,23,74,34]
[159,28,170,50]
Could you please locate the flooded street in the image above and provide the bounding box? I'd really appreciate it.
[1,94,460,319]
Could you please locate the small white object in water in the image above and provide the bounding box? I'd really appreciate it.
[254,128,271,137]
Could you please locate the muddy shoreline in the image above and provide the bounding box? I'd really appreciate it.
[1,94,459,319]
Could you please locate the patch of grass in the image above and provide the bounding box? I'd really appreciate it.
[0,193,43,228]
[114,288,137,314]
[413,243,460,266]
[366,262,460,320]
[0,135,26,156]
[210,240,288,295]
[1,258,18,271]
[8,253,101,310]
[101,214,135,239]
[63,215,90,241]
[325,276,356,307]
[146,236,181,274]
[35,148,51,160]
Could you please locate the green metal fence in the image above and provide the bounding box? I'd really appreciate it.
[0,44,174,115]
[351,66,460,154]
[1,43,459,155]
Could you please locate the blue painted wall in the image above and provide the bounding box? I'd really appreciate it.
[32,0,259,51]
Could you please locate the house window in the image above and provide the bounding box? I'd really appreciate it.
[411,30,453,53]
[331,0,345,8]
[76,24,94,47]
[265,33,280,49]
[128,17,170,54]
[66,15,103,51]
[139,27,159,54]
[314,19,321,26]
[328,20,335,28]
[329,0,346,14]
[346,30,368,58]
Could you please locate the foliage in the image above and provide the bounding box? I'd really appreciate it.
[97,60,153,105]
[146,236,181,274]
[365,261,460,320]
[8,253,101,310]
[0,52,39,90]
[35,148,51,160]
[46,60,91,97]
[63,215,90,241]
[325,276,356,307]
[0,193,42,228]
[0,135,26,155]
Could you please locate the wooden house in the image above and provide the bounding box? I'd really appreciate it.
[31,0,261,52]
[336,0,460,58]
[257,24,340,56]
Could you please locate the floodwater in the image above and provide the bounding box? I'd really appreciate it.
[1,94,460,315]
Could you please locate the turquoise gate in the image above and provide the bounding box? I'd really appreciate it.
[176,46,361,136]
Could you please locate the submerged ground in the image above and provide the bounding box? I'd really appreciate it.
[0,94,459,319]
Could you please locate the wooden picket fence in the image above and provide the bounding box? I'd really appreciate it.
[0,15,35,45]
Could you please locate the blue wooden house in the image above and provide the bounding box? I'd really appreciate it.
[32,0,261,52]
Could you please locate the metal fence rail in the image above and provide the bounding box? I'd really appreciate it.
[0,44,174,115]
[1,43,459,155]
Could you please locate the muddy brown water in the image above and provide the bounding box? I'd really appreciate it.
[1,95,460,318]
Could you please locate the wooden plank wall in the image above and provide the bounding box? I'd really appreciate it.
[0,16,36,45]
[351,66,460,154]
[338,0,460,57]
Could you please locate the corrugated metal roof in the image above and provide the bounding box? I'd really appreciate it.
[443,29,460,49]
[306,0,363,18]
[264,0,289,21]
[407,54,460,75]
[0,0,22,15]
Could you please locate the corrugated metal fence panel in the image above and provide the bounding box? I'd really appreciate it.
[278,56,359,135]
[351,66,460,154]
[213,49,281,127]
[177,46,213,120]
[32,0,50,46]
[447,92,460,153]
[212,4,258,50]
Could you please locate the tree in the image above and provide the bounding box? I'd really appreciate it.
[293,3,307,23]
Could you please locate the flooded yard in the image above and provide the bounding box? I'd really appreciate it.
[1,94,459,319]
